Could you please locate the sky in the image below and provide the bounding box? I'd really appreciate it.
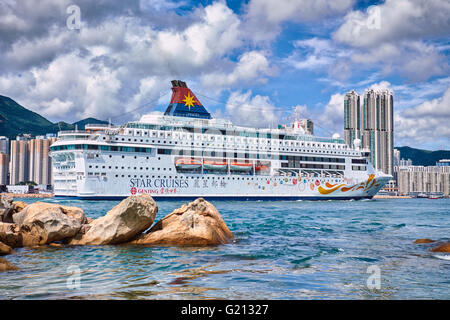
[0,0,449,150]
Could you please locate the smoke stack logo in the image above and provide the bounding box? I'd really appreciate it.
[130,187,137,195]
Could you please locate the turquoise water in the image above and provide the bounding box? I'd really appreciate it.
[1,198,449,300]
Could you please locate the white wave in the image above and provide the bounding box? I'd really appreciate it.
[433,254,450,261]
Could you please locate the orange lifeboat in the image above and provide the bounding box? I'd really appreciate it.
[255,164,269,172]
[203,160,227,171]
[230,161,253,172]
[175,158,202,170]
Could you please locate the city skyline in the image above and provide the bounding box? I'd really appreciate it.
[0,0,448,151]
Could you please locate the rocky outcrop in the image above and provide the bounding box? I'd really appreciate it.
[413,238,435,244]
[0,241,13,255]
[130,198,234,246]
[10,202,86,245]
[0,257,18,272]
[0,222,45,247]
[430,243,450,253]
[0,194,14,223]
[69,194,157,245]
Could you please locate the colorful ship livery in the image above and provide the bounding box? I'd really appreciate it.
[50,80,392,200]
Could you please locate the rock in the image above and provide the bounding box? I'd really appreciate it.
[1,201,27,223]
[0,222,44,247]
[130,198,233,246]
[414,238,435,244]
[0,194,14,223]
[49,243,63,247]
[0,241,13,255]
[86,217,94,224]
[12,202,83,244]
[13,201,27,213]
[60,205,88,225]
[0,257,18,272]
[69,194,157,245]
[430,243,450,253]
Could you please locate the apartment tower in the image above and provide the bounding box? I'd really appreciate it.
[344,88,394,176]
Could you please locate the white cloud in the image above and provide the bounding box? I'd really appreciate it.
[334,0,450,48]
[331,0,450,82]
[201,51,274,89]
[0,2,258,123]
[244,0,354,42]
[317,93,345,136]
[225,90,281,127]
[395,87,450,146]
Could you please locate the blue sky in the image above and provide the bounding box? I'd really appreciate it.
[0,0,449,150]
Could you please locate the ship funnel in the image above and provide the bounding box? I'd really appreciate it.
[164,80,212,119]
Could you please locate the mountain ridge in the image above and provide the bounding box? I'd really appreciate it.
[0,95,108,139]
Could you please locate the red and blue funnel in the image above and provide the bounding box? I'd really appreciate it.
[164,80,212,119]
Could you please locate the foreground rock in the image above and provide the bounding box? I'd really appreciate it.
[0,257,18,272]
[413,238,435,244]
[0,194,14,223]
[0,241,13,255]
[130,198,234,246]
[430,243,450,253]
[11,202,85,244]
[0,222,46,247]
[69,194,157,245]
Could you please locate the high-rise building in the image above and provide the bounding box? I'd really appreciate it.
[396,165,450,196]
[0,153,8,185]
[9,136,56,185]
[299,119,314,135]
[9,140,29,185]
[0,136,9,155]
[344,88,394,176]
[344,90,361,147]
[0,136,9,186]
[394,149,400,167]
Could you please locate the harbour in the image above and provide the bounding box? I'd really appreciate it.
[1,197,449,300]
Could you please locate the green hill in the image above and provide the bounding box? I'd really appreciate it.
[395,146,450,166]
[0,95,107,138]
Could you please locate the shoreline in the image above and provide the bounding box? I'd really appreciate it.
[3,193,54,198]
[373,195,412,199]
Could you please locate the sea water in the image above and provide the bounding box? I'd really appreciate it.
[0,198,448,299]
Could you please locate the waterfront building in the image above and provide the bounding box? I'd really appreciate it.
[0,136,9,155]
[9,136,56,186]
[9,140,29,185]
[344,90,361,148]
[299,119,314,135]
[394,149,400,166]
[399,158,412,166]
[0,153,8,185]
[344,89,394,176]
[395,164,450,196]
[0,137,9,184]
[436,159,450,167]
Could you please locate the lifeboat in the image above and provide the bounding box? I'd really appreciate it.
[203,160,227,171]
[230,162,253,172]
[255,164,269,172]
[175,158,202,170]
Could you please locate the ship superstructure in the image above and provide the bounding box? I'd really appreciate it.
[50,80,392,200]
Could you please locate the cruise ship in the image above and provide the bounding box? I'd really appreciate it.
[50,80,392,200]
